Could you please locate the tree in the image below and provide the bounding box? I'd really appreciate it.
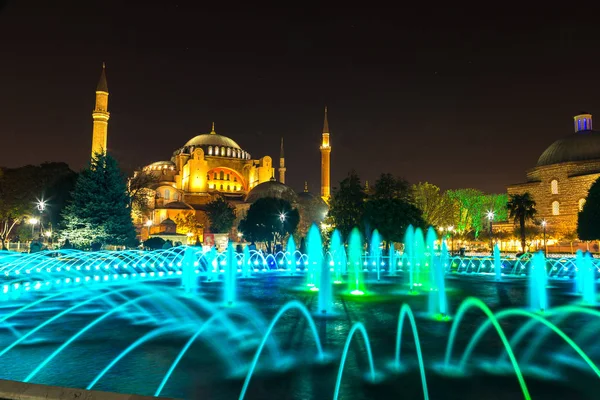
[363,174,426,246]
[372,173,412,202]
[327,171,366,239]
[578,177,600,240]
[297,196,328,238]
[412,182,455,228]
[128,171,159,221]
[507,192,537,252]
[205,196,236,233]
[238,197,299,253]
[173,212,203,237]
[60,152,136,248]
[447,189,486,237]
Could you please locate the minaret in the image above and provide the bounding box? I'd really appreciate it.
[320,106,331,201]
[304,181,308,192]
[279,137,286,184]
[91,63,110,158]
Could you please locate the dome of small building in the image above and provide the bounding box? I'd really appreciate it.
[537,130,600,166]
[245,180,299,204]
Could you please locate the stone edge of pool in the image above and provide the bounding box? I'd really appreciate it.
[0,379,179,400]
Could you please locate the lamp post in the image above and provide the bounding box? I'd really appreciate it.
[279,212,287,246]
[36,199,47,237]
[144,220,153,241]
[541,219,547,257]
[486,211,495,254]
[28,217,39,237]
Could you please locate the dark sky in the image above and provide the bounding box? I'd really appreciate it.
[1,2,600,194]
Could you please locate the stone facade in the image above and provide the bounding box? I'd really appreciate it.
[507,113,600,240]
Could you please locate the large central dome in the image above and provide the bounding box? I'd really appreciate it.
[537,130,600,166]
[184,133,241,150]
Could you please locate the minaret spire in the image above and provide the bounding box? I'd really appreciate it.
[91,63,110,158]
[279,137,286,184]
[304,181,308,192]
[320,106,331,202]
[211,122,216,134]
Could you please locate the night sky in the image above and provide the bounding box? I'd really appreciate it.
[1,2,600,194]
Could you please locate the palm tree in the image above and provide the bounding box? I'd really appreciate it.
[507,193,537,253]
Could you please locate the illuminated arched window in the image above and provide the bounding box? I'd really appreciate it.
[552,201,560,215]
[208,146,213,155]
[226,173,230,181]
[220,171,224,180]
[579,198,586,212]
[550,179,558,195]
[220,184,223,190]
[164,189,170,201]
[221,147,225,156]
[227,185,231,191]
[227,147,231,157]
[237,149,241,158]
[213,172,217,180]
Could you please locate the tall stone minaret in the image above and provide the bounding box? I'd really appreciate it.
[279,137,286,184]
[91,63,110,158]
[320,106,331,201]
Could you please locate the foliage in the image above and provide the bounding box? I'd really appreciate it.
[297,196,328,238]
[0,162,75,249]
[372,173,412,202]
[412,182,455,228]
[578,176,600,240]
[363,174,425,244]
[173,212,203,237]
[128,171,159,220]
[60,152,136,248]
[507,192,537,252]
[446,189,486,236]
[238,197,299,253]
[327,171,366,239]
[144,237,165,250]
[205,196,236,233]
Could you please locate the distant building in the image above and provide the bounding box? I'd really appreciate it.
[507,113,600,243]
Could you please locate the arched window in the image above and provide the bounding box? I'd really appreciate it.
[220,184,223,190]
[221,147,225,156]
[208,146,213,155]
[227,148,231,157]
[551,179,558,194]
[164,189,170,201]
[226,173,230,181]
[213,172,217,180]
[227,185,231,191]
[579,198,586,211]
[237,149,241,158]
[220,171,224,180]
[552,201,560,215]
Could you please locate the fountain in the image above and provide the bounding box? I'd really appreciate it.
[224,243,237,306]
[286,235,296,274]
[370,229,382,281]
[413,227,426,289]
[206,247,217,282]
[314,231,333,315]
[425,227,436,290]
[494,244,502,281]
[347,228,365,295]
[389,242,396,276]
[428,240,448,319]
[305,224,321,288]
[330,229,343,284]
[242,246,251,278]
[181,247,198,295]
[576,249,584,294]
[403,225,415,291]
[529,251,548,312]
[583,251,596,305]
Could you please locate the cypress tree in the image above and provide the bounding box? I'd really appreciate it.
[60,152,136,248]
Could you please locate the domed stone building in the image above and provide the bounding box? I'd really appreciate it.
[507,113,600,238]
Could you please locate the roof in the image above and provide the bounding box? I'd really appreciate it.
[245,180,299,204]
[184,133,242,150]
[97,63,108,92]
[537,130,600,166]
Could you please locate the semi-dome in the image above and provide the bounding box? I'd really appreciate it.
[245,180,299,204]
[537,130,600,166]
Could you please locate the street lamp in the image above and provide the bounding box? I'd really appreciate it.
[144,220,153,240]
[28,217,39,237]
[486,211,495,254]
[541,219,547,257]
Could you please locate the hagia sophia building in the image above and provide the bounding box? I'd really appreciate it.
[90,65,329,245]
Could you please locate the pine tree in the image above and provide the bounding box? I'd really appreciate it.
[578,177,600,240]
[60,152,136,248]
